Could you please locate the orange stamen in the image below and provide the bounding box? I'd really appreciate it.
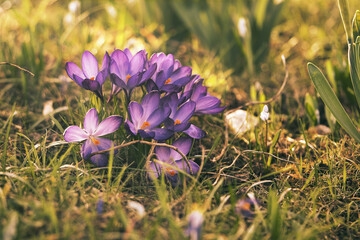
[174,119,181,125]
[126,74,131,82]
[242,202,251,211]
[90,77,95,80]
[166,167,176,176]
[165,78,171,85]
[90,136,100,145]
[140,121,150,130]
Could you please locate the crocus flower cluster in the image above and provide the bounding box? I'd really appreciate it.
[65,49,225,141]
[64,48,225,181]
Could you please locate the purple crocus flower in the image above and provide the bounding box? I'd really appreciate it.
[148,137,199,186]
[65,51,110,100]
[185,210,204,240]
[235,198,258,218]
[109,48,156,100]
[190,79,226,115]
[63,108,122,167]
[161,94,206,139]
[146,53,192,93]
[125,91,172,141]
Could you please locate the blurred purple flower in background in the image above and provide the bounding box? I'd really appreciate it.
[125,91,172,141]
[63,108,122,167]
[148,137,199,186]
[185,210,204,240]
[235,198,258,218]
[65,51,110,100]
[96,198,104,215]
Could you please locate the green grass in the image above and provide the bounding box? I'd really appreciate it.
[1,0,360,239]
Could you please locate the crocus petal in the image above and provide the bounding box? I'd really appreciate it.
[183,124,206,139]
[123,48,133,59]
[81,139,93,160]
[152,128,174,141]
[73,74,85,87]
[148,161,162,179]
[145,80,158,92]
[161,93,178,117]
[81,137,113,166]
[171,66,192,82]
[100,51,110,72]
[83,108,99,135]
[140,63,157,84]
[109,60,121,77]
[195,96,221,112]
[174,59,182,70]
[161,84,180,93]
[96,69,108,86]
[155,146,171,162]
[159,54,174,74]
[128,102,143,128]
[174,160,200,175]
[191,80,207,101]
[155,70,168,89]
[170,137,193,161]
[198,106,226,115]
[94,115,123,136]
[111,50,129,80]
[110,73,127,90]
[173,122,190,133]
[82,79,101,92]
[147,108,169,129]
[63,125,88,142]
[82,51,99,79]
[173,76,191,88]
[65,62,85,80]
[173,101,196,123]
[127,72,142,90]
[124,119,138,136]
[138,129,155,139]
[90,154,109,167]
[141,91,161,120]
[129,50,146,75]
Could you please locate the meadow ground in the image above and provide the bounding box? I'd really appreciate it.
[1,0,360,239]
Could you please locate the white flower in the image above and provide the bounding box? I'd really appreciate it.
[68,1,80,14]
[106,5,117,18]
[63,13,74,25]
[237,17,247,38]
[260,105,269,122]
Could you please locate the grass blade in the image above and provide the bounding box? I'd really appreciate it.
[308,62,360,143]
[338,0,353,43]
[348,42,360,109]
[2,105,16,171]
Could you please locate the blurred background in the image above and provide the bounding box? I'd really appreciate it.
[0,0,359,123]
